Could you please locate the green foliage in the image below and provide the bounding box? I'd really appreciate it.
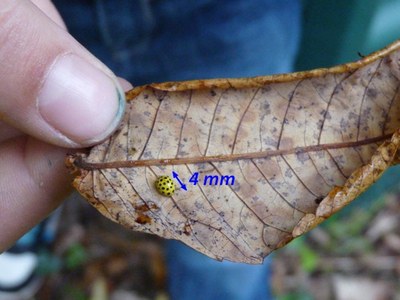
[64,243,88,270]
[277,291,313,300]
[288,238,319,273]
[64,284,88,300]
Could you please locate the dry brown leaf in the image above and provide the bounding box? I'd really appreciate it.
[67,40,400,264]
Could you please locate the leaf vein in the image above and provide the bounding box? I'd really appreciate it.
[137,96,162,160]
[204,90,225,156]
[176,90,193,158]
[277,80,303,149]
[231,88,260,154]
[251,159,307,215]
[317,71,356,144]
[356,59,383,140]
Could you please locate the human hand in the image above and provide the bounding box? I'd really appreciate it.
[0,0,127,250]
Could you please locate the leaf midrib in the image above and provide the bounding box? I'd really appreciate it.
[73,133,393,170]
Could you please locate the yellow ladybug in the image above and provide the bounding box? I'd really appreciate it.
[155,175,175,197]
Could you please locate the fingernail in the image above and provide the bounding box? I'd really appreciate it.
[38,54,125,146]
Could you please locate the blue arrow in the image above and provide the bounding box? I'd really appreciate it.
[172,171,187,191]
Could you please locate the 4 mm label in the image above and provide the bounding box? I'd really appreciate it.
[189,172,235,186]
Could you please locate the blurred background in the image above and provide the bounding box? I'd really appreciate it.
[35,0,400,299]
[275,1,400,299]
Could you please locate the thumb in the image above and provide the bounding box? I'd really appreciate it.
[0,1,125,147]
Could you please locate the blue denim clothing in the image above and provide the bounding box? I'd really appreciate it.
[54,0,301,83]
[166,240,274,300]
[52,1,302,299]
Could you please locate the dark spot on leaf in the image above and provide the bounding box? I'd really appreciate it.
[315,196,324,204]
[154,90,168,101]
[135,214,152,224]
[135,204,152,213]
[184,224,192,236]
[367,88,378,98]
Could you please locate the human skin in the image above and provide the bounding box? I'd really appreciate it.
[0,0,128,251]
